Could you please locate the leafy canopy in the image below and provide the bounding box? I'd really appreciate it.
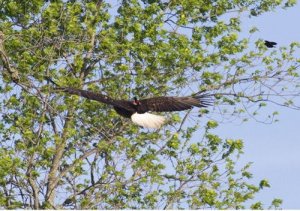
[0,0,299,209]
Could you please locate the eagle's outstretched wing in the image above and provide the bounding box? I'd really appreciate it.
[138,94,212,113]
[56,87,135,112]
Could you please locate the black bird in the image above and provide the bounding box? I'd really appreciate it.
[264,40,277,48]
[49,83,211,128]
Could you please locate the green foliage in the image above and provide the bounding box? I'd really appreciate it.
[259,179,271,189]
[270,198,283,209]
[251,201,263,209]
[0,0,298,209]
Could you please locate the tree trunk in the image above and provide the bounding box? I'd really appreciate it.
[45,109,74,206]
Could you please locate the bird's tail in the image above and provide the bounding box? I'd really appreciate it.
[131,112,165,129]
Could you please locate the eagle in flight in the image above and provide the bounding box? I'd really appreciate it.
[49,79,211,129]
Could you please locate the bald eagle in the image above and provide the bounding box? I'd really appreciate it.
[48,79,211,129]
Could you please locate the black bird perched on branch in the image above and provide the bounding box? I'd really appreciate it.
[264,40,277,48]
[46,78,212,129]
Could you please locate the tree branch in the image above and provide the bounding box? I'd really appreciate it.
[46,109,75,205]
[0,31,19,82]
[26,155,40,209]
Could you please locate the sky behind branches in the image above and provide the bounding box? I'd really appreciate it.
[216,3,300,208]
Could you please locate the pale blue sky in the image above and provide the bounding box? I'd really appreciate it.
[215,3,300,209]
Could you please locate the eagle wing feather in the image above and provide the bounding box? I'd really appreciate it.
[57,87,135,113]
[138,94,211,113]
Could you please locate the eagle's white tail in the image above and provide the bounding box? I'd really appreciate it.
[131,112,165,129]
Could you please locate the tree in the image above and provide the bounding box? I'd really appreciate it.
[0,0,298,209]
